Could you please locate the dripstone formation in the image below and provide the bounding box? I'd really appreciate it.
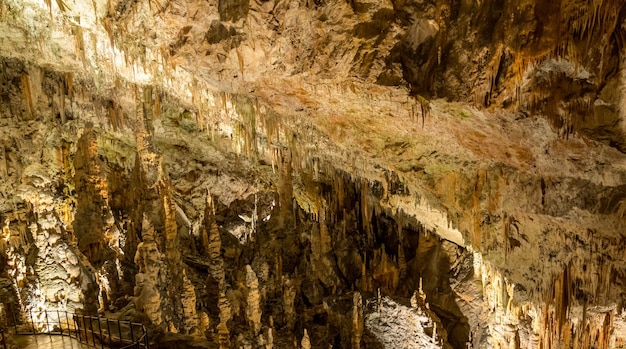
[1,0,626,348]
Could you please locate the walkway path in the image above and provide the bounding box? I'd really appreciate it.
[13,334,98,349]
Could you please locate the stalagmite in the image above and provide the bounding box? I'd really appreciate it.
[319,210,332,255]
[251,193,258,241]
[360,253,370,292]
[410,291,419,308]
[352,292,363,349]
[198,311,210,335]
[301,329,311,349]
[217,320,231,349]
[180,269,199,335]
[398,244,407,280]
[278,148,293,227]
[74,123,120,312]
[245,265,262,335]
[201,189,232,345]
[206,193,222,262]
[133,216,163,326]
[283,275,297,331]
[20,73,33,119]
[265,327,274,349]
[372,244,400,291]
[418,278,428,309]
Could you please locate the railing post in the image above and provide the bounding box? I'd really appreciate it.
[44,310,49,332]
[73,315,79,341]
[145,326,149,348]
[29,310,34,333]
[76,315,81,341]
[11,306,17,334]
[117,319,123,347]
[79,315,84,342]
[89,316,96,347]
[106,318,112,347]
[72,315,77,340]
[83,315,89,345]
[0,328,6,349]
[130,322,135,344]
[65,311,70,337]
[97,316,104,349]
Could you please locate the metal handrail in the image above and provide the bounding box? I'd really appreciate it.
[11,309,149,349]
[0,328,7,349]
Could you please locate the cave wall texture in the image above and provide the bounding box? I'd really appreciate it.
[1,0,626,348]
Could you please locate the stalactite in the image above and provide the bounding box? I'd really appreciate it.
[154,90,161,118]
[503,214,519,263]
[360,255,369,292]
[319,210,332,255]
[417,95,430,129]
[474,247,626,349]
[278,148,294,227]
[143,86,155,133]
[360,180,373,246]
[511,0,624,141]
[372,244,399,292]
[20,73,33,119]
[335,172,346,213]
[471,169,486,250]
[71,25,87,66]
[236,48,245,80]
[479,45,506,107]
[259,108,279,152]
[0,145,6,180]
[108,103,118,130]
[42,0,68,16]
[398,243,406,280]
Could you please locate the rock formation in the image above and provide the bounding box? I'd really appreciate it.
[0,0,626,348]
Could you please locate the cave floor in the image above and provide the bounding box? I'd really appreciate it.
[13,334,99,348]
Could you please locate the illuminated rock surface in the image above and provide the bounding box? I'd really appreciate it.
[0,0,626,348]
